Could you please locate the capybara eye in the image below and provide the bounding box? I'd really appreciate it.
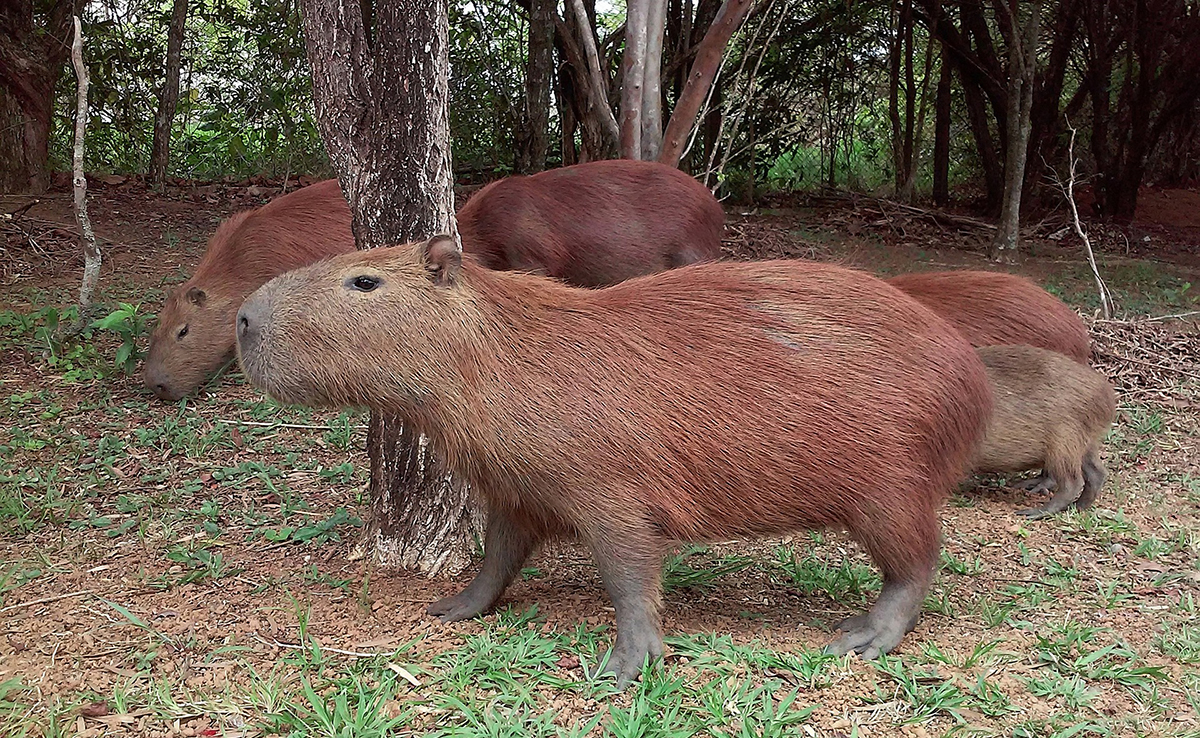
[349,275,381,292]
[177,325,189,340]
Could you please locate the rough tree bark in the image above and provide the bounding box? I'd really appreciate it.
[299,0,481,574]
[658,0,755,167]
[516,0,554,173]
[0,0,80,193]
[639,0,668,159]
[990,0,1041,262]
[69,15,99,329]
[149,0,188,186]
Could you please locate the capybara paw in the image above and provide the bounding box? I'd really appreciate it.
[426,592,492,623]
[1014,476,1056,495]
[592,635,664,689]
[824,617,906,660]
[1015,505,1056,520]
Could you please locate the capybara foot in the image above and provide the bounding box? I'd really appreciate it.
[426,590,495,623]
[1017,472,1084,520]
[825,613,908,660]
[592,627,664,688]
[1014,474,1056,495]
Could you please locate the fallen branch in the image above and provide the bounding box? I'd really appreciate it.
[808,190,997,234]
[0,589,95,614]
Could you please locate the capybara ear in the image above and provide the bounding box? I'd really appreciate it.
[423,235,461,286]
[186,287,207,307]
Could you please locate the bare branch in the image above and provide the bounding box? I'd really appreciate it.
[69,15,100,331]
[1060,122,1113,319]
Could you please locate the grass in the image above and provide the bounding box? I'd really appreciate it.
[3,214,1200,737]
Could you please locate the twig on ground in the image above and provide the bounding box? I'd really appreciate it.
[0,589,95,614]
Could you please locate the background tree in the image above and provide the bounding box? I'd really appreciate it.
[0,0,81,193]
[515,0,554,173]
[991,0,1041,261]
[299,0,480,572]
[148,0,188,186]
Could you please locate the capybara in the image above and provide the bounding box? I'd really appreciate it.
[234,237,993,686]
[144,160,724,400]
[885,270,1091,363]
[973,345,1116,519]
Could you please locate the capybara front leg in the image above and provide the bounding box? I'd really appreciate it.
[827,507,937,659]
[588,535,665,689]
[427,505,538,622]
[1017,461,1084,520]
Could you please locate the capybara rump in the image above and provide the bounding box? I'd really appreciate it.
[973,344,1116,518]
[234,240,992,686]
[887,270,1091,363]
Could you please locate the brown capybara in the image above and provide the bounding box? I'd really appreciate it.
[973,345,1116,519]
[144,160,725,400]
[885,270,1091,363]
[233,238,993,687]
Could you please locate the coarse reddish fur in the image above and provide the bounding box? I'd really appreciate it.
[456,159,724,286]
[143,180,354,400]
[144,162,724,400]
[886,270,1092,363]
[974,345,1116,518]
[234,243,994,684]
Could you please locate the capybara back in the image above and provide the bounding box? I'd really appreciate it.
[887,270,1091,363]
[234,243,993,686]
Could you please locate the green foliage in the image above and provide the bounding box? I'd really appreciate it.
[261,507,363,546]
[90,302,150,375]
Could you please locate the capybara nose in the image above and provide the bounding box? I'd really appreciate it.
[236,298,264,347]
[143,365,177,400]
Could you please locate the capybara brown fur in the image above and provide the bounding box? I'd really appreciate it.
[973,345,1116,519]
[886,270,1091,363]
[456,159,724,285]
[144,161,724,400]
[144,179,354,401]
[234,238,993,686]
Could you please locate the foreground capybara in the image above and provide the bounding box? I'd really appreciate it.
[973,345,1116,519]
[234,238,993,686]
[886,270,1091,363]
[144,161,725,400]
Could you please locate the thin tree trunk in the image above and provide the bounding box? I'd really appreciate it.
[901,31,935,201]
[620,0,650,158]
[68,16,100,330]
[932,42,952,205]
[991,0,1041,261]
[658,0,755,167]
[898,0,917,202]
[889,0,903,194]
[517,0,554,173]
[149,0,188,186]
[567,0,620,154]
[300,0,481,574]
[640,0,668,159]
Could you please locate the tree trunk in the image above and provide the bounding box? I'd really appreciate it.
[658,0,755,167]
[0,0,77,193]
[620,0,650,158]
[640,0,667,159]
[888,0,903,194]
[149,0,189,186]
[565,0,619,157]
[69,15,99,328]
[990,0,1041,262]
[932,42,952,205]
[299,0,481,574]
[517,0,554,173]
[898,0,918,203]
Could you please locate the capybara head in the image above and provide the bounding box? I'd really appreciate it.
[143,180,355,400]
[143,276,241,401]
[236,237,467,410]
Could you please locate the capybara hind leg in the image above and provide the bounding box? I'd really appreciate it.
[827,505,938,659]
[588,535,665,688]
[1075,447,1107,511]
[1017,460,1084,519]
[427,505,538,622]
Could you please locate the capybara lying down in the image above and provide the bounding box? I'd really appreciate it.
[886,270,1091,363]
[234,238,993,686]
[144,161,724,401]
[973,345,1116,519]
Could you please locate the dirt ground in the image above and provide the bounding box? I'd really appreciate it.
[1,180,1198,737]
